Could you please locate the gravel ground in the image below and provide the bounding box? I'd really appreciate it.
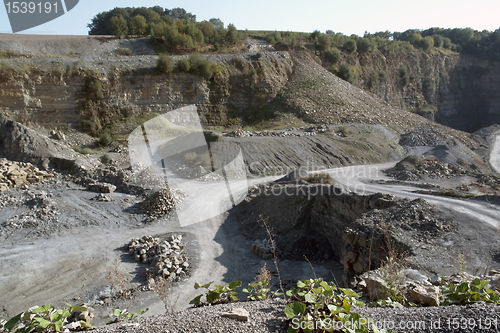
[94,298,500,333]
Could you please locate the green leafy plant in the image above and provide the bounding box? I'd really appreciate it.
[243,280,272,301]
[283,278,393,333]
[368,297,405,308]
[441,278,500,305]
[190,281,241,306]
[104,308,149,324]
[2,303,96,332]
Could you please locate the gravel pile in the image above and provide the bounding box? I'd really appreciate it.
[126,235,189,281]
[400,128,447,147]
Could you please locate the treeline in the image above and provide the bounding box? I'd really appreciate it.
[87,6,242,51]
[388,27,500,60]
[254,26,500,62]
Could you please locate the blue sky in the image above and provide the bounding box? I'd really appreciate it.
[1,0,499,35]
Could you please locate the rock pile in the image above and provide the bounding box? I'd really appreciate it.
[139,188,187,221]
[356,268,500,307]
[251,239,281,260]
[399,128,447,147]
[126,235,189,281]
[226,127,324,138]
[386,156,468,181]
[87,181,116,193]
[1,190,61,238]
[0,158,54,191]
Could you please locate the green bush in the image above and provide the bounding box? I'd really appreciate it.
[399,66,410,86]
[157,54,174,74]
[188,55,213,79]
[99,131,114,147]
[357,37,375,53]
[368,71,380,88]
[343,38,357,53]
[317,34,331,51]
[177,58,191,72]
[442,279,500,305]
[337,63,354,83]
[325,48,341,64]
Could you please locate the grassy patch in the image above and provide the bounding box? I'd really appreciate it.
[73,147,97,155]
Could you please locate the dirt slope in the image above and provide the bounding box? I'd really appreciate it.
[281,51,476,148]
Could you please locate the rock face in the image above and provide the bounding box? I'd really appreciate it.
[0,52,293,128]
[0,118,77,168]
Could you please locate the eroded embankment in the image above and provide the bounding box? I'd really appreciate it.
[233,181,500,285]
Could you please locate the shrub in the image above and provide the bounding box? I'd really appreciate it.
[343,38,357,53]
[99,131,114,147]
[157,54,174,74]
[325,48,341,64]
[116,47,132,56]
[368,71,380,88]
[357,37,375,53]
[317,34,331,51]
[337,63,354,83]
[177,58,191,72]
[399,66,410,86]
[188,55,213,79]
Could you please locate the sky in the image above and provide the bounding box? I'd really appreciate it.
[1,0,499,36]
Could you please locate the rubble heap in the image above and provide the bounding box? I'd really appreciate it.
[251,239,281,260]
[126,235,189,281]
[139,189,187,221]
[399,128,446,147]
[1,190,60,239]
[0,159,54,191]
[386,156,468,181]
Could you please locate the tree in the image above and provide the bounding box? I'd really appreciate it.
[108,15,128,38]
[420,36,434,51]
[433,34,444,48]
[129,15,147,35]
[227,24,240,44]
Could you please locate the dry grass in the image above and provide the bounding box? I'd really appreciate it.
[147,272,179,314]
[259,215,285,298]
[107,257,128,302]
